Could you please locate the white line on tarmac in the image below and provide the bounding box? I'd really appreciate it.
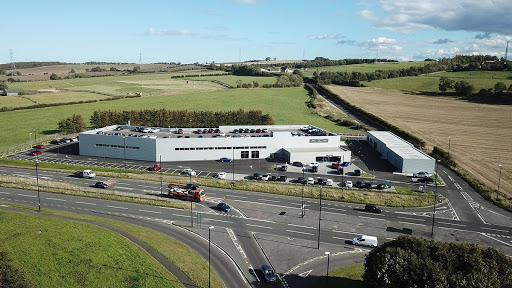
[46,198,66,201]
[399,221,426,227]
[439,227,473,233]
[481,227,509,233]
[286,229,314,236]
[288,223,315,229]
[75,201,96,205]
[226,195,248,199]
[107,205,128,210]
[332,236,351,241]
[208,219,234,224]
[115,186,134,190]
[257,198,280,203]
[359,215,385,221]
[397,216,425,221]
[332,230,361,235]
[438,221,466,227]
[0,192,10,194]
[18,194,37,198]
[246,224,273,229]
[248,218,276,223]
[139,209,161,214]
[479,233,512,247]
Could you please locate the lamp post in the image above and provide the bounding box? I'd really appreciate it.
[123,136,127,176]
[325,251,330,286]
[208,226,214,288]
[497,164,503,200]
[159,154,162,195]
[431,159,440,237]
[36,159,41,212]
[301,167,305,217]
[29,132,33,148]
[317,185,322,249]
[232,147,235,187]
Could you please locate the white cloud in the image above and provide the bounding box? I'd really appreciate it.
[362,0,512,34]
[231,0,259,4]
[148,28,192,36]
[308,34,344,40]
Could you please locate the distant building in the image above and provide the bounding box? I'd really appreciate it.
[1,89,22,96]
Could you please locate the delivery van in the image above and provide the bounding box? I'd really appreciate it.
[352,235,378,247]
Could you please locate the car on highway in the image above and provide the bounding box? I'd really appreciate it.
[94,181,109,188]
[220,157,233,162]
[352,235,378,247]
[413,171,430,178]
[292,161,304,167]
[181,169,196,176]
[33,144,45,149]
[30,149,43,156]
[216,202,231,212]
[148,164,162,171]
[214,172,226,179]
[364,204,382,213]
[261,264,277,283]
[344,180,353,188]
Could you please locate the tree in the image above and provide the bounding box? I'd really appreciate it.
[49,73,60,80]
[69,69,76,74]
[454,80,474,97]
[58,114,86,133]
[438,76,454,93]
[0,80,7,90]
[494,82,507,94]
[265,57,271,61]
[364,236,512,288]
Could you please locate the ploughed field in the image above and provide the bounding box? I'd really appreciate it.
[327,85,512,200]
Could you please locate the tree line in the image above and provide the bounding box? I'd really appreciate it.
[89,109,275,128]
[439,77,512,104]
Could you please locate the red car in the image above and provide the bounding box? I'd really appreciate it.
[30,149,43,156]
[196,129,203,134]
[33,144,45,149]
[148,164,162,171]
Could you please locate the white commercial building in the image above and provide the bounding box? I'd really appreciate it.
[366,131,435,173]
[78,125,351,163]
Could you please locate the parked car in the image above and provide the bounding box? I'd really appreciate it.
[214,172,226,179]
[261,264,277,283]
[353,169,361,176]
[261,174,270,181]
[413,171,430,178]
[344,180,353,188]
[30,149,43,156]
[181,169,196,176]
[196,129,203,134]
[355,180,364,188]
[61,137,71,143]
[216,202,231,212]
[417,177,434,183]
[253,172,260,180]
[71,137,78,142]
[341,161,352,167]
[220,157,233,162]
[376,183,391,189]
[292,161,304,167]
[325,179,333,186]
[337,167,344,175]
[270,175,278,181]
[297,176,305,184]
[177,129,184,134]
[363,182,373,189]
[307,177,315,185]
[95,181,109,188]
[316,178,325,185]
[310,162,320,167]
[332,162,341,169]
[148,164,162,171]
[364,204,382,214]
[33,144,45,149]
[50,139,60,145]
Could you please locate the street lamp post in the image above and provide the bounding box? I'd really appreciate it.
[317,186,323,249]
[29,132,33,148]
[232,147,235,187]
[159,154,162,195]
[36,159,41,212]
[497,164,503,200]
[208,226,214,288]
[325,251,330,286]
[431,159,440,237]
[123,137,127,176]
[301,167,305,217]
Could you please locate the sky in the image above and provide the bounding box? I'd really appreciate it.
[2,0,512,64]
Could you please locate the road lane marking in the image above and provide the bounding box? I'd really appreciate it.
[359,215,385,221]
[439,227,473,233]
[286,229,314,236]
[397,216,425,221]
[481,227,509,233]
[288,223,315,229]
[139,209,161,214]
[248,218,276,223]
[115,186,134,190]
[46,198,66,201]
[0,192,10,194]
[18,194,37,198]
[479,233,512,247]
[438,221,466,227]
[333,230,360,235]
[226,195,248,199]
[399,221,426,227]
[208,219,234,224]
[172,214,189,218]
[107,205,128,210]
[257,198,280,203]
[246,224,273,229]
[75,201,96,205]
[332,236,351,241]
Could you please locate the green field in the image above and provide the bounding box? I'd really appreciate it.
[0,210,183,288]
[301,61,429,77]
[363,70,512,93]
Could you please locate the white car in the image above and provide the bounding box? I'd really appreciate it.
[182,169,196,176]
[325,179,333,186]
[149,127,160,133]
[215,172,226,179]
[71,137,78,142]
[413,171,430,178]
[307,177,315,185]
[142,127,151,133]
[148,135,157,139]
[310,162,320,167]
[261,174,270,181]
[344,180,353,188]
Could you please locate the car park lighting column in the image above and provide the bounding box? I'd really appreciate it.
[431,159,440,237]
[208,226,214,288]
[232,147,235,186]
[123,136,127,176]
[325,252,330,286]
[302,167,305,218]
[36,158,41,212]
[497,164,503,200]
[317,186,323,249]
[159,154,162,195]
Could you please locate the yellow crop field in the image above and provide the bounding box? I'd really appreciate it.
[327,85,512,200]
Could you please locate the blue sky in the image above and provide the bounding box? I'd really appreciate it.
[2,0,511,64]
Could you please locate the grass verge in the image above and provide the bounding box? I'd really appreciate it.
[312,263,364,288]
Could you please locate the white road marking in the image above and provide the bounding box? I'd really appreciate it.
[286,229,314,236]
[438,221,466,227]
[439,227,473,233]
[139,209,161,214]
[46,197,66,201]
[399,221,426,227]
[107,205,128,210]
[75,201,96,205]
[332,236,351,241]
[208,219,234,224]
[115,186,134,190]
[18,194,37,198]
[0,191,10,194]
[481,227,509,233]
[246,224,273,229]
[288,223,315,229]
[397,216,425,222]
[332,230,360,235]
[257,198,280,203]
[359,215,385,221]
[227,195,248,199]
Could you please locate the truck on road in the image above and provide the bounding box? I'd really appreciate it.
[73,170,96,179]
[168,183,206,202]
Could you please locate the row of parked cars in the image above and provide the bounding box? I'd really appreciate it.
[252,173,287,182]
[232,128,268,134]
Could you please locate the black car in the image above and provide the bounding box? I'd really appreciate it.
[279,175,287,182]
[95,181,108,188]
[363,182,373,189]
[253,172,260,180]
[50,139,60,145]
[355,180,364,188]
[365,204,382,214]
[376,183,391,189]
[297,176,305,184]
[417,177,434,183]
[354,169,361,176]
[292,161,303,167]
[316,178,325,185]
[261,264,277,283]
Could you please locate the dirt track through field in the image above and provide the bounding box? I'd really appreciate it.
[327,85,512,198]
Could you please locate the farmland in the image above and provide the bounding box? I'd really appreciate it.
[300,61,430,77]
[326,85,512,204]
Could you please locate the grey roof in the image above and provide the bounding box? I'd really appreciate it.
[367,131,433,160]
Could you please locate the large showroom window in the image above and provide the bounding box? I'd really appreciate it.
[251,151,259,158]
[241,151,249,159]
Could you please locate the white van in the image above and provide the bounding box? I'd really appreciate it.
[352,235,378,247]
